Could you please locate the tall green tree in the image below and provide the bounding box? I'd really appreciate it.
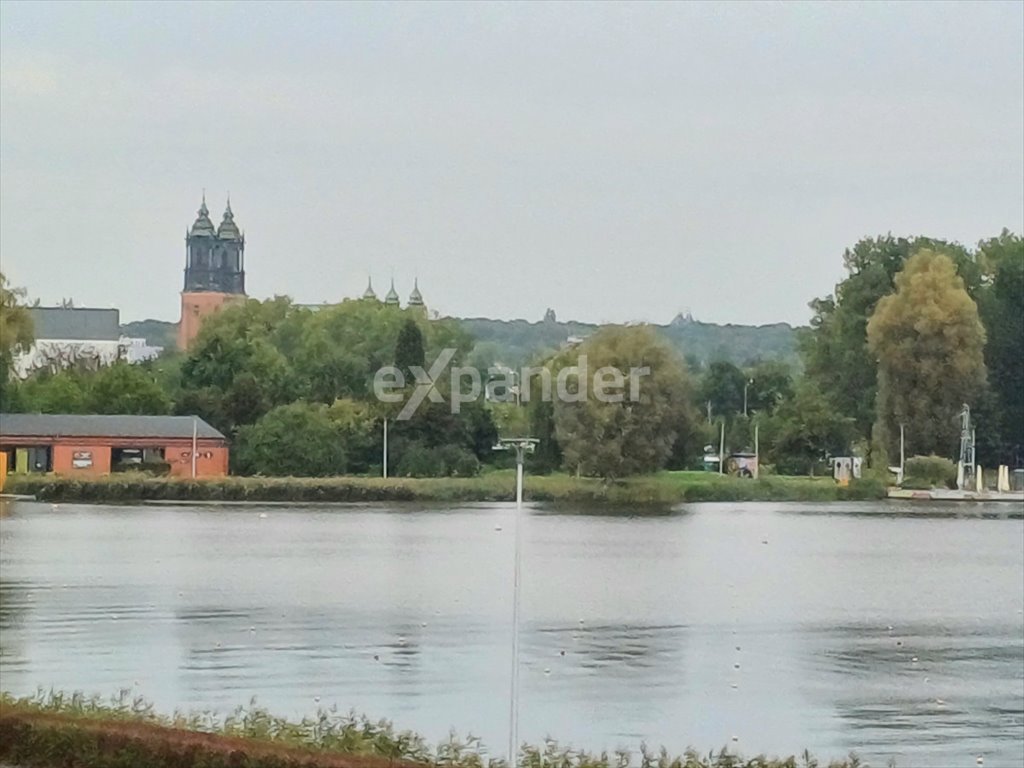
[867,250,987,458]
[13,371,89,414]
[552,326,694,479]
[761,381,856,475]
[234,402,345,476]
[801,235,980,444]
[394,318,426,379]
[86,363,172,415]
[976,230,1024,464]
[697,361,747,420]
[327,398,380,474]
[745,360,794,415]
[179,297,305,432]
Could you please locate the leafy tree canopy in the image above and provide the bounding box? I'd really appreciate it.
[552,325,695,479]
[867,250,986,458]
[801,235,979,443]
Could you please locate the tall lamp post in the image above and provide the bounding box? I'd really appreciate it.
[493,437,538,767]
[743,378,754,417]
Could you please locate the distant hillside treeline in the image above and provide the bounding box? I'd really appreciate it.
[122,313,798,367]
[461,313,797,368]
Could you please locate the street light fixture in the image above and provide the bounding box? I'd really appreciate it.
[743,377,754,417]
[492,437,538,766]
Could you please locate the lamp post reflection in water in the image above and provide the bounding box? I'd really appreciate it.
[493,437,538,766]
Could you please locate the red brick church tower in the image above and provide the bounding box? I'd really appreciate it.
[177,194,247,349]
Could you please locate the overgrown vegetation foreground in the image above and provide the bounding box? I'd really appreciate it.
[0,690,873,768]
[4,470,886,505]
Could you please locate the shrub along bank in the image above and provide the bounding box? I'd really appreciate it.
[0,690,871,768]
[3,470,887,505]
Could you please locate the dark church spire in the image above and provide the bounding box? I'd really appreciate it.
[216,197,241,241]
[408,278,424,307]
[189,192,215,237]
[362,276,378,301]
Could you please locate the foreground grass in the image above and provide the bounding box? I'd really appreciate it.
[3,469,886,505]
[0,689,870,768]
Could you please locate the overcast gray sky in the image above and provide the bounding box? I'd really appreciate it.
[1,1,1021,326]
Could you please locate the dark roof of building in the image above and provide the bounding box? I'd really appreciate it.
[29,307,120,341]
[0,414,226,441]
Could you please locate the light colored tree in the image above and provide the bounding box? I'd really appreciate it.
[867,250,987,458]
[552,326,694,479]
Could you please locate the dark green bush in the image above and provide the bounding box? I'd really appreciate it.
[903,455,957,489]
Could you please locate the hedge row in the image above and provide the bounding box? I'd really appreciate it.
[3,471,887,506]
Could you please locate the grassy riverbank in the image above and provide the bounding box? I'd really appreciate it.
[2,469,885,505]
[0,690,868,768]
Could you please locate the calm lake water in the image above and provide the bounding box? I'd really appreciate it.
[1,499,1022,765]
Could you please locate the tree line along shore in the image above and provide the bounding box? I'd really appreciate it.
[3,470,884,505]
[2,231,1021,484]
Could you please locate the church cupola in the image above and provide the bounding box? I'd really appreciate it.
[408,278,424,307]
[384,278,400,306]
[189,194,216,238]
[216,198,242,241]
[362,277,378,301]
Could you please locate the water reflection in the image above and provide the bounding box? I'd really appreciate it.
[0,500,1020,764]
[801,620,1024,761]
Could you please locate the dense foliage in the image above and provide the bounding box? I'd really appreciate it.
[799,231,1022,468]
[867,251,987,458]
[550,326,696,479]
[902,455,958,490]
[2,229,1020,481]
[5,470,886,505]
[461,313,798,369]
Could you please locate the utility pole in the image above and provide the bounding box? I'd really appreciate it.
[754,421,760,479]
[493,437,538,767]
[718,420,725,476]
[899,423,905,483]
[382,418,389,479]
[957,404,974,490]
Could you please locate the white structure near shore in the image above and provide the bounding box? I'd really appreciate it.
[13,307,161,378]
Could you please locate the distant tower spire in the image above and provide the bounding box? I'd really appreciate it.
[384,277,400,306]
[362,275,378,301]
[408,277,424,307]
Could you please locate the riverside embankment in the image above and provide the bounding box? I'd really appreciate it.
[1,469,886,505]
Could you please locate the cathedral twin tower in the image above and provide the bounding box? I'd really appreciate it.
[178,195,246,349]
[177,195,425,349]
